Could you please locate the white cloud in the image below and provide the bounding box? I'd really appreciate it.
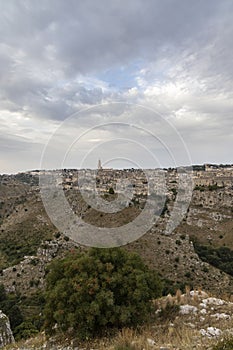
[0,0,233,172]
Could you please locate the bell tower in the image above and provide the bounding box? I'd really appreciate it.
[98,159,102,170]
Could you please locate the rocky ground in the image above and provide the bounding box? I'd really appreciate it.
[3,289,233,350]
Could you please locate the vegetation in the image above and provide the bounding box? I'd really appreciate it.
[212,336,233,350]
[113,329,139,350]
[13,321,39,341]
[0,284,45,340]
[160,197,169,217]
[14,173,39,186]
[109,187,115,195]
[114,345,137,350]
[44,248,162,339]
[171,188,177,196]
[158,302,180,322]
[194,183,224,191]
[193,239,233,276]
[0,284,23,338]
[194,185,205,191]
[0,220,53,269]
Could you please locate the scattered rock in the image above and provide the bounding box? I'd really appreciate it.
[200,326,222,338]
[147,337,156,346]
[180,305,198,315]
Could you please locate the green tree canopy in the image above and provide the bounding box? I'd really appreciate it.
[44,248,162,339]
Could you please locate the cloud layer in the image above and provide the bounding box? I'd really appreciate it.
[0,0,233,172]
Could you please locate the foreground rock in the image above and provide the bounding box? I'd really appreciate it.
[0,310,14,348]
[4,290,233,350]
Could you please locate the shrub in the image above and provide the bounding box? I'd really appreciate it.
[161,198,169,217]
[29,280,34,287]
[193,239,233,276]
[158,302,180,321]
[194,185,205,191]
[212,336,233,350]
[44,248,162,339]
[30,258,39,266]
[202,266,209,273]
[114,328,138,350]
[171,188,177,196]
[14,321,38,341]
[54,232,61,239]
[0,284,6,302]
[208,183,219,191]
[0,286,24,332]
[109,187,115,195]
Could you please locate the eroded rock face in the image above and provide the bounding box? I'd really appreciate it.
[0,310,14,348]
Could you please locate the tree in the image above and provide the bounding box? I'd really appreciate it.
[108,187,115,194]
[0,283,6,302]
[44,248,162,339]
[0,284,23,331]
[14,321,38,341]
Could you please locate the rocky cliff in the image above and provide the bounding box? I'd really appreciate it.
[0,310,14,348]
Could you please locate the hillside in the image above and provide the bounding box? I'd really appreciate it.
[0,166,232,347]
[0,168,233,295]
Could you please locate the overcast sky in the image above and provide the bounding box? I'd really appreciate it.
[1,0,233,173]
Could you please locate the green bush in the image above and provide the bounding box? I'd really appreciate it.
[14,321,39,341]
[0,284,46,340]
[54,232,61,239]
[193,239,233,276]
[0,285,24,331]
[212,336,233,350]
[171,188,177,196]
[109,187,115,194]
[184,271,191,278]
[44,248,162,339]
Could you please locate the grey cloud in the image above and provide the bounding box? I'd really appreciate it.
[0,133,44,173]
[0,0,223,74]
[1,0,232,121]
[0,133,42,157]
[0,0,233,171]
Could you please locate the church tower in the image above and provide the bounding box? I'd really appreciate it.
[98,159,102,170]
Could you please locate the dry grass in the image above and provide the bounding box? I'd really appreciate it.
[4,288,233,350]
[97,324,214,350]
[3,333,46,349]
[3,323,231,350]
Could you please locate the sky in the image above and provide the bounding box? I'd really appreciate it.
[1,0,233,173]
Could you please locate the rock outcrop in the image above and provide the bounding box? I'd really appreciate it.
[0,310,14,348]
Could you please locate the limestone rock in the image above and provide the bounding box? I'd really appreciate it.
[0,310,14,348]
